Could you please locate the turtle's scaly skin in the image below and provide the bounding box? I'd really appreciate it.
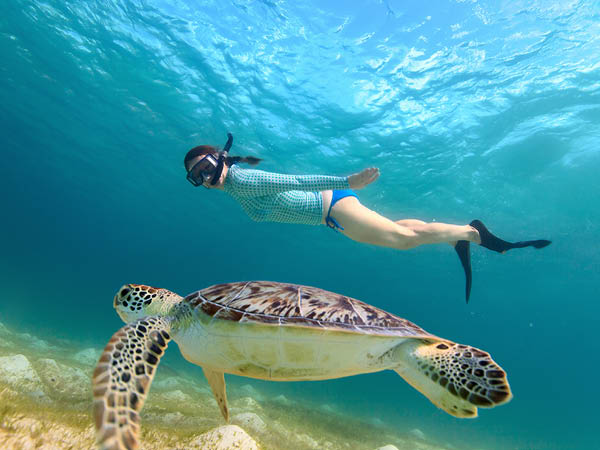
[93,282,512,450]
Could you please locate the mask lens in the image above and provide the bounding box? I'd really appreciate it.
[195,158,215,172]
[187,154,218,186]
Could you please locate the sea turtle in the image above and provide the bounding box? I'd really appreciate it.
[93,281,512,450]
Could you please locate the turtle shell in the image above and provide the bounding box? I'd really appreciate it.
[184,281,432,337]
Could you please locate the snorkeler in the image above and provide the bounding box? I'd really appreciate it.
[184,133,551,302]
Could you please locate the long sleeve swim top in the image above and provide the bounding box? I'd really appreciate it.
[223,165,350,225]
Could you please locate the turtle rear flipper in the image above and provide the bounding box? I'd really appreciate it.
[93,316,171,450]
[393,339,512,418]
[202,368,229,421]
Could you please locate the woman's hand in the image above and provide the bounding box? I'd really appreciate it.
[348,167,380,190]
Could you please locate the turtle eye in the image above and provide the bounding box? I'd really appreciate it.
[120,287,131,297]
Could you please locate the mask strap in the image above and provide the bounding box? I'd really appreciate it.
[210,133,233,185]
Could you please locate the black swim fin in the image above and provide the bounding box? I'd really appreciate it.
[470,219,552,253]
[454,240,472,303]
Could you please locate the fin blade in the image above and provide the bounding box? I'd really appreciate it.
[510,239,552,249]
[454,240,472,303]
[93,316,171,450]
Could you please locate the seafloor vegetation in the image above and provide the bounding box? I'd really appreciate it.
[0,320,451,450]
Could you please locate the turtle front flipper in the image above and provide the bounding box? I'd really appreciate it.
[93,316,171,450]
[393,339,512,418]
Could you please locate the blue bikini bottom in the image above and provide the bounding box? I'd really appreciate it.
[325,189,358,232]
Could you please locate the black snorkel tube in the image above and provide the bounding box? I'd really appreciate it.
[210,132,233,186]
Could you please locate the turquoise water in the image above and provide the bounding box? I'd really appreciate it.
[1,0,599,448]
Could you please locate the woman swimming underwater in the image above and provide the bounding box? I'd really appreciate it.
[185,133,551,302]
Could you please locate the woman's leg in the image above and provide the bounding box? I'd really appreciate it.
[330,197,480,250]
[395,219,426,227]
[395,219,458,247]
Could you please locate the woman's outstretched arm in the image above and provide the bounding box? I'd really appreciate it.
[226,167,348,197]
[348,167,379,189]
[228,166,380,197]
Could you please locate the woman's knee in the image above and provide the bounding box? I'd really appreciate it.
[348,226,419,250]
[395,219,426,227]
[390,226,422,249]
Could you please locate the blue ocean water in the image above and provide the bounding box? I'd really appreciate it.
[1,0,599,448]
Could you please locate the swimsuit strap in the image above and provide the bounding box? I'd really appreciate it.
[325,189,358,232]
[326,215,344,231]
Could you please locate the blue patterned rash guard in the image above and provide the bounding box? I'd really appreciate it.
[223,165,350,225]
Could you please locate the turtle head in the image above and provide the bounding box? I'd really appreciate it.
[114,284,183,323]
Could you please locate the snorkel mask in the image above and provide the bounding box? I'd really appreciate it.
[186,133,233,187]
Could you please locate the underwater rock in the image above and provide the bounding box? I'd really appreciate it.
[162,411,186,425]
[0,354,45,398]
[237,383,264,400]
[0,354,39,383]
[0,320,11,336]
[205,396,219,408]
[232,412,267,434]
[295,432,320,449]
[154,375,183,390]
[154,375,210,395]
[0,333,13,348]
[375,446,399,450]
[161,389,192,403]
[36,358,90,401]
[320,403,338,414]
[73,347,102,366]
[233,396,263,412]
[368,417,386,427]
[18,332,53,351]
[409,428,427,440]
[0,416,95,449]
[189,424,259,450]
[273,393,291,405]
[270,420,287,436]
